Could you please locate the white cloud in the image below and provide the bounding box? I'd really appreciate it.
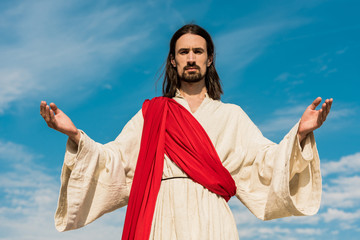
[229,197,323,239]
[275,72,292,82]
[294,228,322,235]
[258,105,305,134]
[237,226,289,239]
[229,151,360,238]
[215,19,308,75]
[257,101,355,136]
[322,208,360,223]
[274,72,306,82]
[2,147,359,239]
[0,69,37,114]
[0,1,153,114]
[0,140,126,240]
[0,140,36,163]
[309,52,342,77]
[317,152,360,231]
[321,152,360,176]
[328,108,354,119]
[336,47,348,55]
[237,226,322,240]
[228,198,259,225]
[322,176,360,208]
[281,215,320,224]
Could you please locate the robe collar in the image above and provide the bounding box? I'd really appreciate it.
[173,89,210,115]
[174,88,209,99]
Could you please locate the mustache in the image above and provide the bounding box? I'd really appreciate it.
[184,65,200,70]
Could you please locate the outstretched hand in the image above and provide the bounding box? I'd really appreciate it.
[298,97,333,143]
[40,101,81,144]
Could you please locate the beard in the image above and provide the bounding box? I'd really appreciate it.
[179,65,205,83]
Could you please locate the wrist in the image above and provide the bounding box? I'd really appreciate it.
[68,129,81,145]
[297,132,308,144]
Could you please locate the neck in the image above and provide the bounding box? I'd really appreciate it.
[179,79,207,113]
[179,79,207,99]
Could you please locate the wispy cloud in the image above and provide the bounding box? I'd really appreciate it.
[215,19,309,75]
[0,1,153,114]
[336,47,348,55]
[320,153,360,212]
[274,72,306,83]
[0,139,126,240]
[310,53,340,77]
[237,226,322,240]
[228,198,259,225]
[0,139,36,163]
[280,215,321,225]
[229,197,324,239]
[329,108,354,119]
[316,151,360,232]
[322,208,360,223]
[257,102,355,137]
[258,105,305,135]
[322,152,360,176]
[322,176,360,208]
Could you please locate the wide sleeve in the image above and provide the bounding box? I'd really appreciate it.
[54,110,143,231]
[229,107,321,221]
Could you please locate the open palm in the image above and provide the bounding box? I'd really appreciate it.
[40,101,80,142]
[298,97,333,142]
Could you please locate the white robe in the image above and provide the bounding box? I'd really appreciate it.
[54,93,321,239]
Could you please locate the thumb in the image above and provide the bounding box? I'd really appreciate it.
[49,102,61,115]
[309,97,322,110]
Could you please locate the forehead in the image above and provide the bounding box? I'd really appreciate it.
[175,33,207,51]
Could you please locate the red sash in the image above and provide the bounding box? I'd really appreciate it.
[122,97,236,240]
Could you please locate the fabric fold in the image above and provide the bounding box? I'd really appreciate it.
[122,97,236,240]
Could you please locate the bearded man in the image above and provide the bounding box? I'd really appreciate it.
[40,24,332,240]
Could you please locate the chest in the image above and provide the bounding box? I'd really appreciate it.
[186,98,205,113]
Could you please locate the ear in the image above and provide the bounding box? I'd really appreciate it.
[170,55,176,67]
[207,56,213,67]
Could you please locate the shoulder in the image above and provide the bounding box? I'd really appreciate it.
[209,99,258,128]
[209,99,248,117]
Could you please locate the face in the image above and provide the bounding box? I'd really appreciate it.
[171,33,212,83]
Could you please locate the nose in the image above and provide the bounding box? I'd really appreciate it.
[187,51,195,63]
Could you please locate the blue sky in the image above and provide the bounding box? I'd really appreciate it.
[0,0,359,239]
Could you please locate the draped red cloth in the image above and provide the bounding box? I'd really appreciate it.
[121,97,236,240]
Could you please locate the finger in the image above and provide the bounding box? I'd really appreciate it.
[327,98,333,113]
[45,105,51,123]
[40,101,47,117]
[325,99,331,116]
[322,103,328,121]
[49,109,56,127]
[323,99,333,121]
[310,97,322,110]
[50,102,60,115]
[317,108,323,125]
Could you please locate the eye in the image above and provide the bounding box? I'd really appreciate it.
[194,49,204,54]
[179,49,189,55]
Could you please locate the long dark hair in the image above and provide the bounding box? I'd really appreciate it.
[162,24,223,100]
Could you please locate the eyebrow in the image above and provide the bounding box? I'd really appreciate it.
[177,47,205,52]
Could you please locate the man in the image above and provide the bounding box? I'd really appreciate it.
[40,24,332,240]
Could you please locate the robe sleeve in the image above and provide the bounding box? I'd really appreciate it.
[54,110,143,231]
[231,107,321,221]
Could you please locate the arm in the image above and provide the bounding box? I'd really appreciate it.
[40,101,143,231]
[233,121,320,220]
[230,98,332,220]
